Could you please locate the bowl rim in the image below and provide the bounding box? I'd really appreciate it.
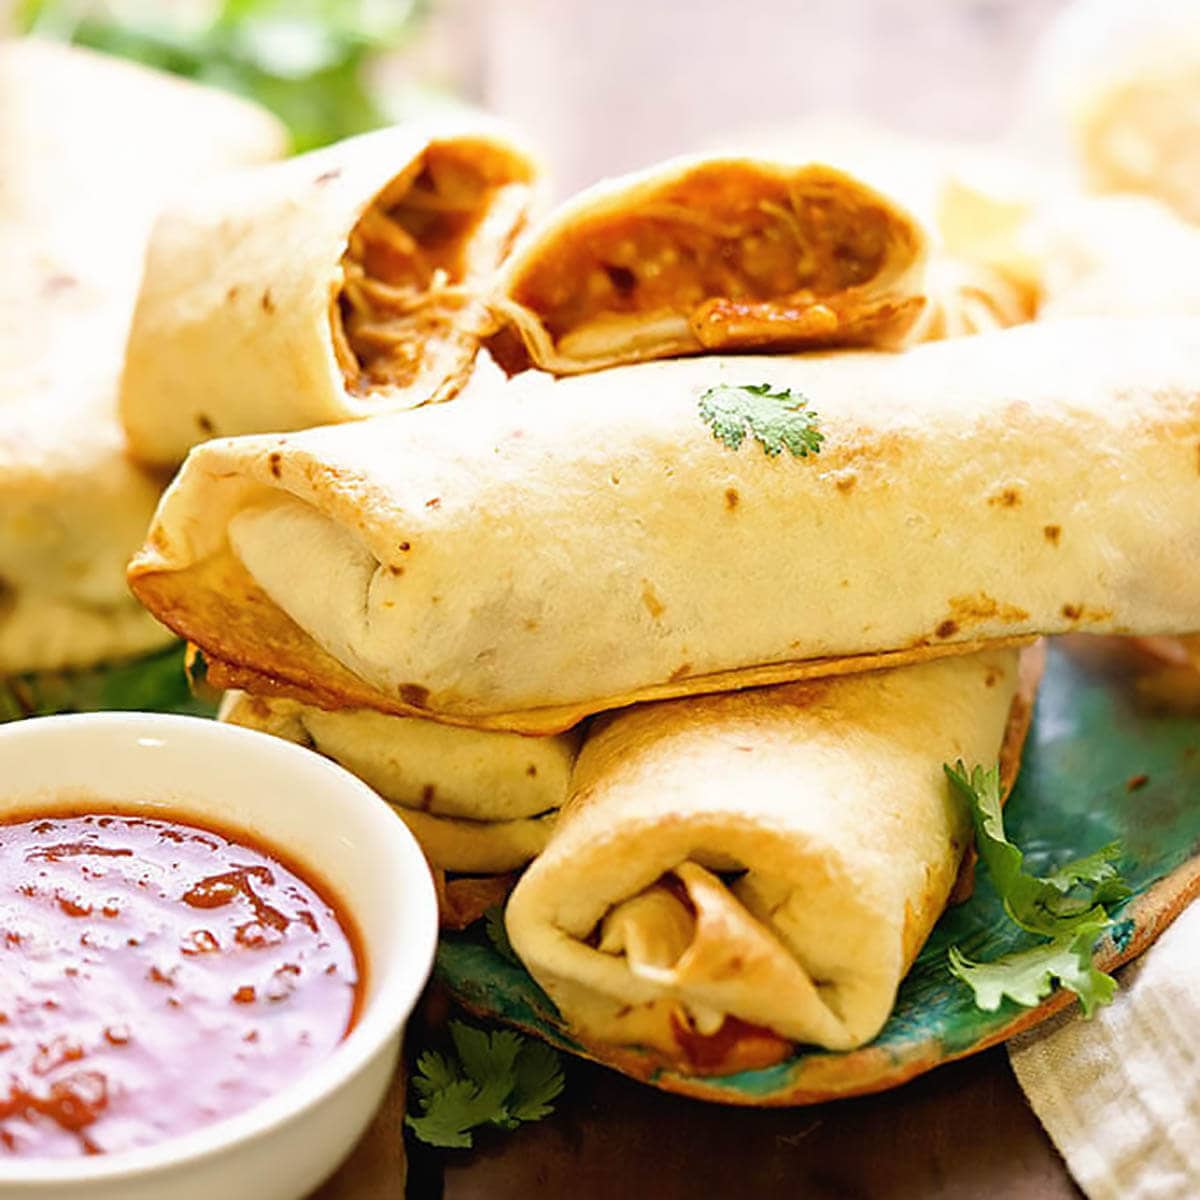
[0,710,438,1185]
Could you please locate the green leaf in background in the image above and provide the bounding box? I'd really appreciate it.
[0,642,214,723]
[15,0,434,151]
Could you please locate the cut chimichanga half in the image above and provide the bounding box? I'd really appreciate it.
[120,120,539,466]
[506,646,1040,1072]
[0,39,284,675]
[490,155,929,373]
[128,316,1200,735]
[219,691,578,873]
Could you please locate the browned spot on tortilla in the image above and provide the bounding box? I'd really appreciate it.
[1043,524,1061,545]
[523,617,539,631]
[1126,773,1150,792]
[419,784,436,810]
[935,619,959,639]
[641,581,665,620]
[425,497,441,509]
[398,541,411,552]
[984,669,999,687]
[196,413,215,436]
[834,472,857,494]
[989,487,1021,508]
[260,288,276,314]
[1060,602,1113,625]
[724,487,739,511]
[525,764,538,778]
[669,663,692,682]
[0,574,14,620]
[948,592,1030,626]
[314,168,342,185]
[399,683,430,708]
[386,564,404,577]
[226,284,240,302]
[268,452,282,479]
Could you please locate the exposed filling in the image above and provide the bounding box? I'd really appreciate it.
[335,142,529,396]
[586,861,827,1067]
[509,163,913,358]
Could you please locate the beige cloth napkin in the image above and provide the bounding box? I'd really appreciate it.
[1008,900,1200,1200]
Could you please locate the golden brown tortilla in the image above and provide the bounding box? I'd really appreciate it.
[129,317,1200,732]
[505,646,1041,1073]
[120,120,538,466]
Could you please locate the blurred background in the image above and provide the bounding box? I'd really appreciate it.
[3,0,1085,194]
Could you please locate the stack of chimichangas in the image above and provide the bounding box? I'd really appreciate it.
[0,40,284,684]
[117,83,1200,1080]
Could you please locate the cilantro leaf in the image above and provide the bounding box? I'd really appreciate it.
[509,1038,565,1122]
[450,1022,523,1094]
[406,1079,502,1150]
[406,1020,565,1149]
[410,1050,457,1101]
[698,383,824,459]
[484,904,521,966]
[944,761,1130,1019]
[944,762,1127,937]
[949,920,1117,1018]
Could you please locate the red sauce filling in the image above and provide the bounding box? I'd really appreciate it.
[0,811,363,1159]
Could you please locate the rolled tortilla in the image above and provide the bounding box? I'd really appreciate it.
[489,155,929,372]
[956,193,1200,321]
[1026,0,1200,224]
[129,315,1200,733]
[219,691,577,873]
[505,647,1039,1069]
[0,39,284,674]
[120,120,539,466]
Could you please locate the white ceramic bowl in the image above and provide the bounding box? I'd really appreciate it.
[0,711,438,1200]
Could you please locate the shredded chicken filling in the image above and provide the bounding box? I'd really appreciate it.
[511,166,900,352]
[336,146,521,395]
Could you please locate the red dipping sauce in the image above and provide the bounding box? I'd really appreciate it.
[0,810,363,1159]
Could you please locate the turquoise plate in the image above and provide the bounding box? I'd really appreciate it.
[436,639,1200,1105]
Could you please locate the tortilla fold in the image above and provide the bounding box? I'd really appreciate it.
[0,39,284,674]
[490,155,929,373]
[219,691,577,873]
[120,120,538,466]
[505,646,1039,1071]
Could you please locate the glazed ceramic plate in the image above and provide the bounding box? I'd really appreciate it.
[436,638,1200,1106]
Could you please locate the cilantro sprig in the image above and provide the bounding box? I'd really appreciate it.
[407,1021,564,1149]
[944,761,1130,1017]
[698,383,824,459]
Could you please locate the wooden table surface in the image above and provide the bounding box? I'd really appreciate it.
[313,988,1083,1200]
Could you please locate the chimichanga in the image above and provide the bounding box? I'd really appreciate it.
[506,647,1039,1071]
[129,317,1200,734]
[219,691,577,873]
[0,39,284,674]
[120,120,538,466]
[490,155,930,372]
